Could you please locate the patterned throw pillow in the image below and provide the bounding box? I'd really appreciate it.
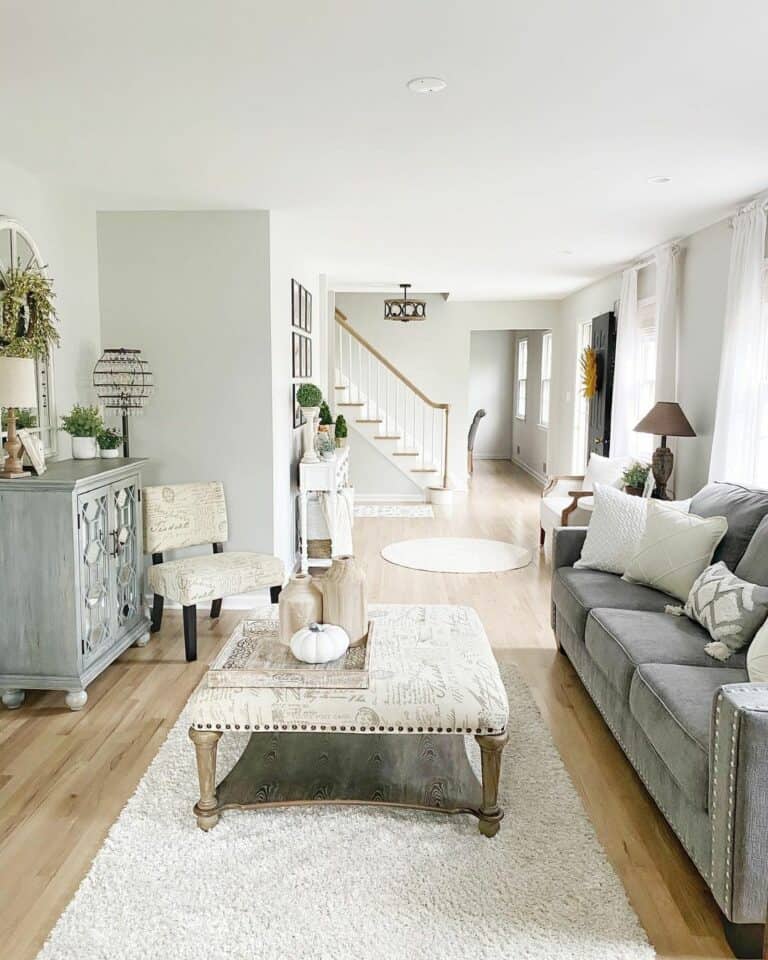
[683,562,768,661]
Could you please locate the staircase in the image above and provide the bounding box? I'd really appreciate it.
[334,308,449,495]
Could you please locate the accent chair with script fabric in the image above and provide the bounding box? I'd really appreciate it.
[143,482,284,661]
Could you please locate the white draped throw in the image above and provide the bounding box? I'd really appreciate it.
[609,266,640,459]
[709,202,767,484]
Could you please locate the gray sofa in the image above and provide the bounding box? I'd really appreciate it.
[551,482,768,957]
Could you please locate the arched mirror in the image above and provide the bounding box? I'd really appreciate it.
[0,217,58,457]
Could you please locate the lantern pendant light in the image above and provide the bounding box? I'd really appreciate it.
[384,283,426,322]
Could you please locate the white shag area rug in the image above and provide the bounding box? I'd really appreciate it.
[36,665,652,960]
[355,503,434,518]
[382,537,532,573]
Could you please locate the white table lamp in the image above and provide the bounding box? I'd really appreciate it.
[0,357,37,478]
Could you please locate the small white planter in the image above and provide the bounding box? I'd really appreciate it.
[100,447,121,459]
[71,436,99,460]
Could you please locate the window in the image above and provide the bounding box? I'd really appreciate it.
[632,297,657,462]
[516,338,528,419]
[539,332,552,427]
[572,320,592,471]
[757,263,768,482]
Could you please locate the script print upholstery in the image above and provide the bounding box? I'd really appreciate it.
[143,482,228,554]
[148,552,284,607]
[191,605,509,734]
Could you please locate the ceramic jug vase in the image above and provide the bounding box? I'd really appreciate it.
[278,573,323,644]
[317,555,367,647]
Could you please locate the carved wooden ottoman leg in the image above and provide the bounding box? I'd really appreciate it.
[475,731,508,837]
[189,727,222,830]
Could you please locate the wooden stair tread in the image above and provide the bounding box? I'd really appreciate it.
[337,402,365,407]
[411,467,439,473]
[356,418,383,424]
[393,451,419,456]
[334,385,347,389]
[374,435,401,440]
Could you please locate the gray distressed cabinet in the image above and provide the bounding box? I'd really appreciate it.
[0,458,151,711]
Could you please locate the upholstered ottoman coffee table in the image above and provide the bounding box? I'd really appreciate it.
[188,605,509,836]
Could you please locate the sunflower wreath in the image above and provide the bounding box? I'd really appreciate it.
[580,346,598,399]
[0,260,60,359]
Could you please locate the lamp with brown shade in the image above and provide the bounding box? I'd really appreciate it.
[634,401,696,500]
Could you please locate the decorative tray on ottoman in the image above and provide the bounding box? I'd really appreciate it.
[207,618,372,689]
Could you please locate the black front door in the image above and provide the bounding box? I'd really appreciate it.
[587,311,617,457]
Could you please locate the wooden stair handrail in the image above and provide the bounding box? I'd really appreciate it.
[335,308,449,411]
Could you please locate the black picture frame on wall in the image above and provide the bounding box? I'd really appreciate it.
[292,332,301,378]
[291,279,301,329]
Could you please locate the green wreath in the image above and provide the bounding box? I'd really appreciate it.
[0,261,60,359]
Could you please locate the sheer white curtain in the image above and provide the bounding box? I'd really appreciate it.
[654,244,680,402]
[709,201,767,484]
[610,267,639,459]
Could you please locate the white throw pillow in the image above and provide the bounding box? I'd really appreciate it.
[575,486,691,576]
[583,452,628,492]
[747,619,768,681]
[575,484,648,575]
[623,501,728,602]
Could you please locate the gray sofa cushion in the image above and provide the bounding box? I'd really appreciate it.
[553,568,676,639]
[585,609,747,701]
[630,663,748,810]
[690,482,768,570]
[735,513,768,586]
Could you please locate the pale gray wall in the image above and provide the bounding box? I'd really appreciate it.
[468,331,515,459]
[97,211,275,554]
[347,430,421,497]
[512,330,549,480]
[553,216,731,497]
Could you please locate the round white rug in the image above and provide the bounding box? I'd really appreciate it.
[35,647,651,960]
[381,537,531,573]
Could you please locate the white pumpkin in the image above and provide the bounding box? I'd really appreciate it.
[290,622,350,664]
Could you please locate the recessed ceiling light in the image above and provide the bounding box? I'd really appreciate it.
[647,176,672,184]
[561,249,574,255]
[406,76,447,94]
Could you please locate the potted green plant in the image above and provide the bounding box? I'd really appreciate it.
[318,400,334,436]
[296,383,323,463]
[335,413,348,448]
[61,404,103,460]
[622,461,650,497]
[97,427,123,460]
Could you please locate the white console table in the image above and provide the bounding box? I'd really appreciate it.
[298,446,350,574]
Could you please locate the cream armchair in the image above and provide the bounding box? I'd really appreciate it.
[143,481,284,662]
[539,453,631,550]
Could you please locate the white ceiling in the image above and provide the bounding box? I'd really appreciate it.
[2,0,767,299]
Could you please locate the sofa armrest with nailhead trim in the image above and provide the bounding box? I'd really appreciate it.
[709,683,768,928]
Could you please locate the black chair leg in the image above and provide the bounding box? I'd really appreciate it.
[270,585,282,605]
[151,594,164,632]
[210,598,222,619]
[183,605,198,662]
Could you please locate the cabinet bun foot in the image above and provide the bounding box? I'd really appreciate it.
[65,690,88,711]
[2,689,25,710]
[134,632,151,648]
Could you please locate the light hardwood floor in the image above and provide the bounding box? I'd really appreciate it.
[0,460,732,959]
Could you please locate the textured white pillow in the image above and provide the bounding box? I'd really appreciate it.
[583,452,628,491]
[747,620,768,681]
[575,484,648,575]
[623,501,728,602]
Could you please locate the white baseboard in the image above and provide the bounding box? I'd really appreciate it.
[353,492,427,503]
[511,457,546,487]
